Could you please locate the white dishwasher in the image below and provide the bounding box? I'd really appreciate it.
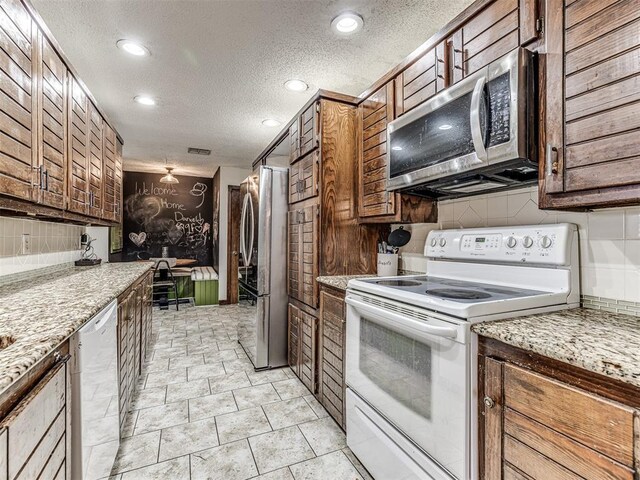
[70,299,120,480]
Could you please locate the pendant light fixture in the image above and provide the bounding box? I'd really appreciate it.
[160,167,179,184]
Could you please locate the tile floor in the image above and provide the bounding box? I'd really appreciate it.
[108,304,372,480]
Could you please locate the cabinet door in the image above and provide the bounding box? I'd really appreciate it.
[300,310,317,394]
[461,0,519,77]
[299,205,318,308]
[37,32,67,209]
[0,0,36,201]
[117,293,130,431]
[289,118,300,163]
[359,82,396,218]
[87,102,103,218]
[299,102,319,157]
[114,138,123,222]
[102,124,116,221]
[541,0,640,208]
[396,49,437,115]
[288,205,319,308]
[287,210,301,300]
[287,303,301,376]
[67,75,89,214]
[0,428,6,480]
[0,361,67,480]
[289,150,319,204]
[299,150,319,201]
[134,282,143,376]
[319,289,346,428]
[480,356,638,480]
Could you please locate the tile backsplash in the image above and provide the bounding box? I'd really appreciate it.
[397,186,640,304]
[0,217,85,278]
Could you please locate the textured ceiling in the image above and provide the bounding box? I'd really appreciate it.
[32,0,474,177]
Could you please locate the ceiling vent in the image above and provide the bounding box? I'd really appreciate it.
[188,147,211,155]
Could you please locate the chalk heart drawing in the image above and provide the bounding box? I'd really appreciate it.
[167,226,183,245]
[129,232,147,247]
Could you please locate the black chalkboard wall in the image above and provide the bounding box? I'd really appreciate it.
[122,172,213,265]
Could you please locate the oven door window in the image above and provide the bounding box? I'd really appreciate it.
[389,92,477,178]
[360,317,433,419]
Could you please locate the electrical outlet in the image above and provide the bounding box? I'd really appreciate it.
[21,233,30,255]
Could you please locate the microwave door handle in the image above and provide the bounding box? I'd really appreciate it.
[345,296,458,340]
[470,76,488,161]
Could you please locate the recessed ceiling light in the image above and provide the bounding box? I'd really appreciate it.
[284,79,309,92]
[439,124,453,130]
[116,39,150,57]
[262,118,281,127]
[392,146,403,151]
[331,12,364,34]
[134,95,156,106]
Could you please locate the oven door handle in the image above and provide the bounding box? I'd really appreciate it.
[470,76,487,161]
[345,296,458,340]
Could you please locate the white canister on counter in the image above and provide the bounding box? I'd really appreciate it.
[377,253,398,276]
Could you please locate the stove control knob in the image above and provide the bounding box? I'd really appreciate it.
[522,236,534,248]
[439,238,447,247]
[540,235,553,249]
[506,236,517,249]
[430,238,438,247]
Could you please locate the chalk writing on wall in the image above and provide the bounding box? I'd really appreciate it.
[122,172,213,265]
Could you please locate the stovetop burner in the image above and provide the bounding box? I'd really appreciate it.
[425,288,492,300]
[360,275,547,304]
[376,280,422,287]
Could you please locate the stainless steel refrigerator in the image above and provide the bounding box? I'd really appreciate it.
[237,166,288,370]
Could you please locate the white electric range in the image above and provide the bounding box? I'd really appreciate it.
[345,224,579,480]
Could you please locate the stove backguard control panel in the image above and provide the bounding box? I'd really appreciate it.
[425,224,577,266]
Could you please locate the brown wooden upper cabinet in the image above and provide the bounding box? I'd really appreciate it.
[37,31,67,210]
[289,150,319,204]
[289,102,319,163]
[0,0,122,224]
[0,0,36,203]
[358,81,437,223]
[87,102,104,218]
[540,0,640,209]
[67,75,90,215]
[102,124,117,221]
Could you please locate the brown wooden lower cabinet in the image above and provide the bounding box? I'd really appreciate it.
[0,356,69,480]
[117,271,153,434]
[289,286,348,430]
[287,302,318,395]
[318,286,347,429]
[479,337,640,480]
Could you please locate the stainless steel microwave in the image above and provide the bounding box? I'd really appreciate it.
[386,48,537,199]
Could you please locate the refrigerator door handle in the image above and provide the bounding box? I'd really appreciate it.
[240,192,253,267]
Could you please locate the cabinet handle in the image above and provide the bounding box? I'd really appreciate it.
[43,170,49,191]
[483,396,495,409]
[54,351,71,364]
[546,143,559,175]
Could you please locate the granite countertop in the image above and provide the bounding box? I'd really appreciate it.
[317,275,377,291]
[472,308,640,388]
[0,262,153,393]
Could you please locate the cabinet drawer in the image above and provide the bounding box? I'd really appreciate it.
[504,364,635,466]
[1,362,66,480]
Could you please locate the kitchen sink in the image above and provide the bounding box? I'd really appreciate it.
[0,336,16,350]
